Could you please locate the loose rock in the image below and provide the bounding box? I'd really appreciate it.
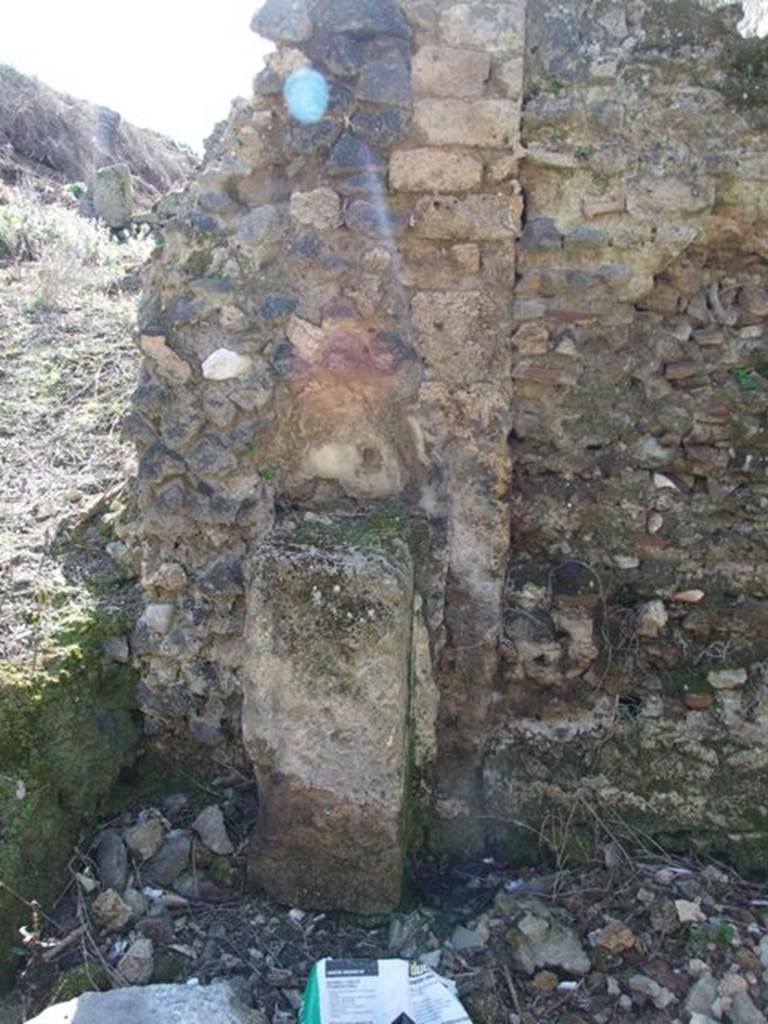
[97,830,129,893]
[144,831,191,888]
[117,938,154,985]
[92,889,133,931]
[124,816,165,861]
[24,982,267,1024]
[191,805,235,856]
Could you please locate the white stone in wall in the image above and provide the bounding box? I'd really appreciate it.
[143,603,175,635]
[707,668,748,689]
[201,348,253,380]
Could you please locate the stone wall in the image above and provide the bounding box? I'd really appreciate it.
[127,0,768,904]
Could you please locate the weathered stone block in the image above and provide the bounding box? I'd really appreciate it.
[440,2,526,54]
[495,57,524,99]
[414,99,518,148]
[412,193,522,240]
[412,46,490,97]
[26,983,266,1024]
[243,525,414,912]
[91,163,133,228]
[412,291,508,383]
[400,241,481,288]
[390,148,483,192]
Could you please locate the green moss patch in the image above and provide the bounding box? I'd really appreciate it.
[288,504,427,563]
[718,37,768,112]
[0,609,140,991]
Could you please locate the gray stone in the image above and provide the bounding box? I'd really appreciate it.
[236,205,282,247]
[685,975,718,1019]
[197,191,241,216]
[91,164,133,228]
[251,0,312,42]
[92,889,133,931]
[344,200,408,237]
[124,816,165,861]
[317,35,365,77]
[122,887,149,918]
[103,636,130,664]
[97,829,128,892]
[520,216,562,251]
[636,600,668,638]
[117,938,154,985]
[350,109,410,148]
[243,526,414,913]
[565,224,609,249]
[189,434,239,476]
[24,983,267,1024]
[326,133,383,176]
[505,899,590,976]
[728,992,766,1024]
[315,0,410,38]
[162,295,207,325]
[192,805,234,856]
[160,405,206,447]
[355,59,412,108]
[260,294,297,320]
[286,119,342,158]
[144,830,191,887]
[628,975,676,1010]
[451,925,487,951]
[121,411,158,447]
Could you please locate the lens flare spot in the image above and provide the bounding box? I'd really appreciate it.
[284,68,329,124]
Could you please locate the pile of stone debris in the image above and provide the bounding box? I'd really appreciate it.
[10,792,768,1023]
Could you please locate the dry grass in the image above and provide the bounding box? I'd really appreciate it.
[0,186,151,663]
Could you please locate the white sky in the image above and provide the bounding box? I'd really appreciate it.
[1,2,273,152]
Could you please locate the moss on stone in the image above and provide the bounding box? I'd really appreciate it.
[718,37,768,112]
[288,503,428,566]
[0,609,140,991]
[52,962,110,1001]
[661,667,712,700]
[641,0,733,55]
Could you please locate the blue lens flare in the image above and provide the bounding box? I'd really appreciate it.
[284,68,329,124]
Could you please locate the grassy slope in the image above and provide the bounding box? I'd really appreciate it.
[0,189,150,988]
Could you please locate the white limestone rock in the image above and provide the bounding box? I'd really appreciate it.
[202,348,253,381]
[24,982,267,1024]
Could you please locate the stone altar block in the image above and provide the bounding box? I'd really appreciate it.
[243,520,414,912]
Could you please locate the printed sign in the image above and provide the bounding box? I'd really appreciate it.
[299,958,473,1024]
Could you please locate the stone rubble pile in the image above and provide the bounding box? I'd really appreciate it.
[15,809,768,1024]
